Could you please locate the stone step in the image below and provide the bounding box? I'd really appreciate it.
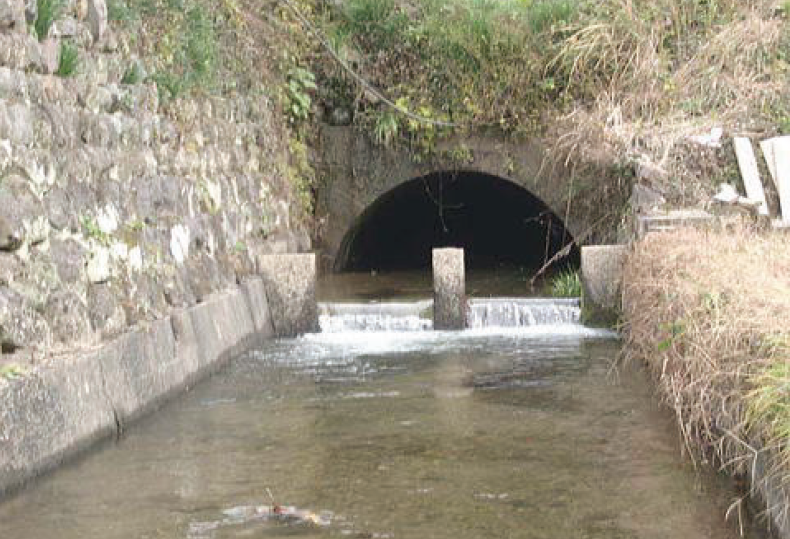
[0,66,159,115]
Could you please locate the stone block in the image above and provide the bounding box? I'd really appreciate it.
[0,287,52,351]
[432,248,466,330]
[257,253,318,337]
[0,0,25,33]
[581,245,627,326]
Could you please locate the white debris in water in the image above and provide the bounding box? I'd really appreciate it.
[474,492,510,500]
[340,391,400,400]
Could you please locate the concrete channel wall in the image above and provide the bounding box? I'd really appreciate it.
[0,277,275,495]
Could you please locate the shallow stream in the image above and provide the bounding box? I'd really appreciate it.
[0,276,762,539]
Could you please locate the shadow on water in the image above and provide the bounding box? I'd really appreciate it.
[0,323,767,539]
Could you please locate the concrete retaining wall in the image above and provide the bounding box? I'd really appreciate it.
[0,277,274,495]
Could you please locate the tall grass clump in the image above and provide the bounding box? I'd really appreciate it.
[550,270,581,298]
[622,222,790,529]
[55,41,79,77]
[35,0,64,41]
[131,1,219,100]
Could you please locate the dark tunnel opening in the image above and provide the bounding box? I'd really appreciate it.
[334,171,580,275]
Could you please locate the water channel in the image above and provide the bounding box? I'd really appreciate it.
[0,272,763,538]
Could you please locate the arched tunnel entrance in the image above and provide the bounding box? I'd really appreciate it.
[333,171,580,276]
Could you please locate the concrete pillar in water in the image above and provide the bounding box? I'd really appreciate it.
[581,245,627,326]
[432,248,467,330]
[257,253,319,337]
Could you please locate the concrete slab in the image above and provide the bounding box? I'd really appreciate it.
[636,209,713,238]
[734,137,769,216]
[581,245,627,326]
[761,137,790,224]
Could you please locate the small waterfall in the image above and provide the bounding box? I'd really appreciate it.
[467,298,580,328]
[319,298,582,332]
[319,301,433,332]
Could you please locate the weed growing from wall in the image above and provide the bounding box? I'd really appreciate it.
[34,0,64,41]
[55,41,79,77]
[114,0,219,101]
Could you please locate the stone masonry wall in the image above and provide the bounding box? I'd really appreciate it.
[0,0,309,362]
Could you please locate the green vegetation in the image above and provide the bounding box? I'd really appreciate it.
[107,0,136,22]
[748,356,790,467]
[0,364,26,380]
[110,0,227,101]
[309,0,788,198]
[34,0,64,41]
[55,41,79,77]
[121,62,144,85]
[286,135,316,215]
[549,270,581,298]
[285,66,318,122]
[80,215,110,245]
[147,5,217,101]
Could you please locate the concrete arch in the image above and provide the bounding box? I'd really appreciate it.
[315,127,585,272]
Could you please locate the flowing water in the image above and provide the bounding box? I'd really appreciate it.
[0,292,763,538]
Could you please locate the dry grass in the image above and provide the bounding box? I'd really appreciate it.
[544,0,789,205]
[621,222,790,527]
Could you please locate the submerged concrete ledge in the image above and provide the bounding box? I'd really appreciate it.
[0,277,274,496]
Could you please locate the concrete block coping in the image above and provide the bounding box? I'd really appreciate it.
[0,277,275,496]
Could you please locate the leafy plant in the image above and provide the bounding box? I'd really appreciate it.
[285,66,317,122]
[55,41,79,77]
[550,270,581,298]
[34,0,64,41]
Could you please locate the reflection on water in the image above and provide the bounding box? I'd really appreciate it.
[318,267,551,302]
[0,329,761,539]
